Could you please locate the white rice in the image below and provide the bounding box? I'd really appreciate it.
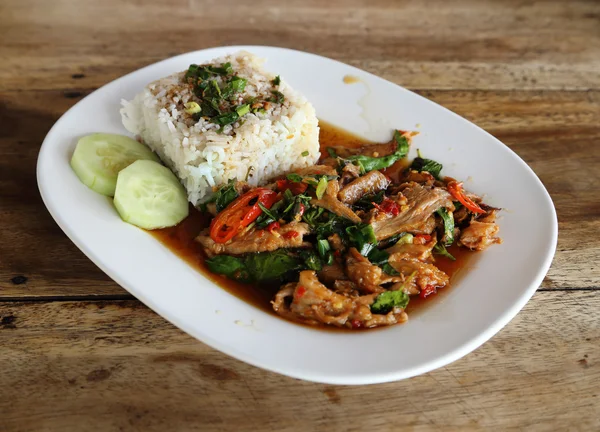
[120,51,320,206]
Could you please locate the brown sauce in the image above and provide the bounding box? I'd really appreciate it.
[149,121,475,322]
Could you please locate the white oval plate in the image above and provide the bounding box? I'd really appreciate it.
[37,46,557,385]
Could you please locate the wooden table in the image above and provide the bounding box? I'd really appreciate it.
[1,0,599,430]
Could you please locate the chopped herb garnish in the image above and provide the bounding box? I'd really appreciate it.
[315,176,328,199]
[433,243,456,261]
[326,147,338,158]
[346,131,409,173]
[286,173,303,183]
[270,90,285,104]
[271,75,281,85]
[184,101,201,114]
[411,150,443,179]
[236,104,250,117]
[301,150,309,157]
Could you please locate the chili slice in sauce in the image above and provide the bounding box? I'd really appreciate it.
[210,188,278,243]
[446,181,485,214]
[276,179,308,195]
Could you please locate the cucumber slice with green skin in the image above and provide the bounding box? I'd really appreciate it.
[114,160,189,229]
[70,133,159,196]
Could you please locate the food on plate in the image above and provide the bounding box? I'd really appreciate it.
[114,160,189,229]
[120,51,319,207]
[70,133,159,196]
[69,51,502,330]
[195,129,502,329]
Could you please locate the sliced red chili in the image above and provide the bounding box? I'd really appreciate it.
[350,319,363,329]
[373,197,400,216]
[295,286,306,298]
[420,284,437,299]
[283,230,299,239]
[414,234,431,245]
[446,181,485,214]
[276,179,308,195]
[297,203,306,216]
[266,221,280,233]
[210,188,278,243]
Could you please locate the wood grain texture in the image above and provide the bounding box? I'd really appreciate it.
[0,291,599,431]
[1,0,600,430]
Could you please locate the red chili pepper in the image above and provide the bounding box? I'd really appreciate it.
[446,181,485,214]
[414,234,431,245]
[210,188,278,243]
[334,250,341,258]
[420,284,437,299]
[350,319,363,329]
[374,197,400,216]
[297,203,305,216]
[295,286,306,298]
[266,221,280,233]
[283,230,299,239]
[276,179,308,195]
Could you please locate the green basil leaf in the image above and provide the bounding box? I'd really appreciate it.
[346,131,409,173]
[214,179,239,212]
[213,111,239,126]
[271,75,281,85]
[286,173,303,183]
[411,150,443,179]
[346,224,378,256]
[205,255,251,282]
[245,250,302,281]
[436,207,454,246]
[433,243,456,261]
[326,147,338,158]
[371,290,410,314]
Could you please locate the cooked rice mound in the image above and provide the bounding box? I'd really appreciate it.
[120,51,320,206]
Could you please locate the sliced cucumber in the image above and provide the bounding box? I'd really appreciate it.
[114,160,189,229]
[70,133,159,196]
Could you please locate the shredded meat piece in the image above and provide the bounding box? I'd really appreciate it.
[385,237,436,261]
[371,182,453,241]
[338,170,390,205]
[292,165,338,177]
[326,141,397,159]
[400,170,436,186]
[318,262,348,285]
[271,271,407,328]
[339,163,362,186]
[388,257,450,293]
[333,280,358,294]
[345,247,402,294]
[311,180,362,223]
[459,210,502,251]
[196,222,311,257]
[328,233,345,251]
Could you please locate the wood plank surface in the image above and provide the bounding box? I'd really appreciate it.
[1,290,599,431]
[1,0,600,430]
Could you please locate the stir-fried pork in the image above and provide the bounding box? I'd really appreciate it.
[345,248,403,294]
[459,210,502,251]
[338,170,391,205]
[371,182,454,240]
[271,271,407,328]
[388,257,450,293]
[197,222,311,257]
[311,180,362,223]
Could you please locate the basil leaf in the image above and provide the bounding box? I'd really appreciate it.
[206,256,251,282]
[212,179,239,212]
[317,239,331,258]
[347,131,409,173]
[436,207,454,246]
[367,248,400,275]
[326,147,338,158]
[286,173,303,183]
[300,250,323,271]
[411,151,443,179]
[315,177,328,199]
[245,250,302,281]
[302,206,325,227]
[258,202,278,221]
[353,191,385,211]
[433,243,456,261]
[346,224,377,256]
[271,75,281,85]
[371,290,410,314]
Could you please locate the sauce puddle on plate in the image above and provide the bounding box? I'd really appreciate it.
[150,121,475,327]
